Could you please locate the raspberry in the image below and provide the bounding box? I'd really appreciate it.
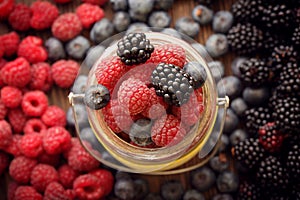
[3,134,22,156]
[38,151,60,167]
[0,120,12,149]
[23,118,47,135]
[8,3,31,31]
[0,0,14,19]
[118,78,151,115]
[17,36,48,63]
[9,156,37,184]
[0,32,20,57]
[41,105,66,127]
[67,141,100,172]
[58,164,79,189]
[0,57,31,87]
[102,99,134,133]
[151,114,187,147]
[0,86,22,108]
[29,62,53,91]
[44,182,71,200]
[19,133,43,158]
[51,59,80,88]
[90,169,114,196]
[82,0,108,5]
[8,108,27,133]
[95,56,127,93]
[73,174,105,200]
[21,90,48,117]
[52,13,83,41]
[43,126,71,155]
[30,164,59,192]
[14,186,42,200]
[30,1,59,30]
[0,151,9,175]
[76,3,104,29]
[0,100,7,120]
[7,181,18,200]
[150,44,186,67]
[0,40,4,58]
[142,87,168,119]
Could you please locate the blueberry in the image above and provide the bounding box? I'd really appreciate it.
[192,5,213,25]
[208,61,225,83]
[216,171,239,193]
[84,84,110,110]
[129,9,148,22]
[161,28,182,39]
[101,151,121,165]
[231,57,247,78]
[191,167,216,191]
[148,11,171,29]
[45,37,66,61]
[229,129,248,146]
[128,0,154,21]
[145,193,163,200]
[133,179,149,200]
[205,34,228,58]
[175,17,200,38]
[66,104,89,128]
[79,127,99,149]
[66,36,90,60]
[126,22,151,34]
[223,108,239,133]
[129,118,153,146]
[219,134,229,152]
[209,153,229,172]
[211,194,234,200]
[230,97,248,117]
[114,178,135,200]
[242,86,270,106]
[113,11,131,32]
[212,11,234,33]
[72,75,88,94]
[217,76,242,99]
[110,0,128,11]
[153,0,174,10]
[183,189,205,200]
[191,43,207,55]
[90,18,114,44]
[84,45,105,69]
[160,180,184,200]
[183,61,207,88]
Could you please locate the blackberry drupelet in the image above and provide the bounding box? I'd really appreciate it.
[151,63,194,106]
[292,26,300,49]
[232,137,266,170]
[231,0,263,23]
[256,155,289,189]
[258,122,284,152]
[227,23,264,55]
[239,58,271,87]
[237,180,262,200]
[276,62,300,97]
[286,143,300,178]
[117,33,154,65]
[244,107,273,135]
[273,97,300,131]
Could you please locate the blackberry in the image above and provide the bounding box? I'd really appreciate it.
[227,23,264,55]
[232,137,266,169]
[151,63,194,106]
[244,107,273,135]
[286,143,300,178]
[292,26,300,49]
[273,96,300,131]
[237,180,262,200]
[276,62,300,97]
[117,33,154,65]
[258,122,284,152]
[231,0,263,23]
[271,45,298,73]
[256,155,289,189]
[84,84,110,110]
[239,58,271,87]
[261,4,295,31]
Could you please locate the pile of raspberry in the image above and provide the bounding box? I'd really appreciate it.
[93,34,206,148]
[0,0,114,199]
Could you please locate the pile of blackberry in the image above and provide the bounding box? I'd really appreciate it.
[227,0,300,198]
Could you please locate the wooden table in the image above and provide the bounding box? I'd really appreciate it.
[0,0,237,199]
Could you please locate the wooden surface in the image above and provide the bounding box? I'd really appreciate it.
[0,0,237,199]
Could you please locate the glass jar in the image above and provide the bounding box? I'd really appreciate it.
[68,30,229,174]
